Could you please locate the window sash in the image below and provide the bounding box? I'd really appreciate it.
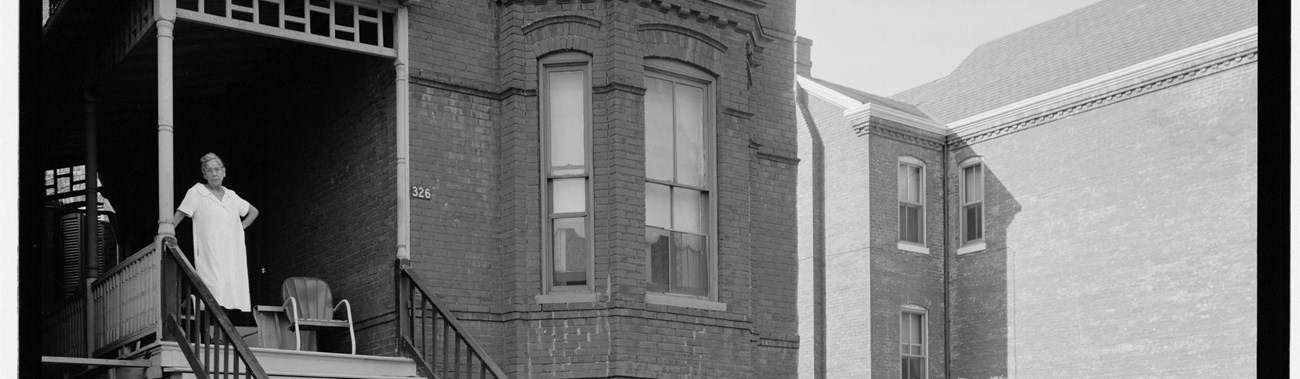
[542,57,593,291]
[899,162,923,244]
[644,65,714,299]
[960,163,984,244]
[901,311,926,379]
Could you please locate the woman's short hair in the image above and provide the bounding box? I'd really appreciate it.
[200,152,224,170]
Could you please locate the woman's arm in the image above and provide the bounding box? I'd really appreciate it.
[242,204,259,229]
[172,210,189,226]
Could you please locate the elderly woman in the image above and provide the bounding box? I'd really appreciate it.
[173,152,259,316]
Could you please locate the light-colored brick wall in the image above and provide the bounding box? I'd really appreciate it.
[949,61,1258,378]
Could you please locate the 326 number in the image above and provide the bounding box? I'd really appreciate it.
[411,186,432,200]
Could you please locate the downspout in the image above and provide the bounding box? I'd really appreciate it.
[394,6,411,265]
[83,70,99,358]
[942,138,950,379]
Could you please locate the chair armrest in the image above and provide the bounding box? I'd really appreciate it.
[333,299,353,324]
[283,297,300,326]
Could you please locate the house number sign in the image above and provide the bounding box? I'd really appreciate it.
[411,185,433,200]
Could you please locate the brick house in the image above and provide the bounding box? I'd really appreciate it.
[25,0,799,377]
[795,0,1257,378]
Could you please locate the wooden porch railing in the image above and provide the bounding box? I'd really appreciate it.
[91,244,159,356]
[160,238,268,379]
[41,295,86,358]
[396,262,507,379]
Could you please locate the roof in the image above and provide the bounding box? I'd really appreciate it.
[891,0,1258,124]
[806,77,930,119]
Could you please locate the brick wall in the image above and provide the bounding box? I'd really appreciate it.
[248,46,399,355]
[402,0,798,376]
[796,92,872,378]
[866,123,946,379]
[949,61,1257,378]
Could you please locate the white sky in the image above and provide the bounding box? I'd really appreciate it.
[795,0,1105,96]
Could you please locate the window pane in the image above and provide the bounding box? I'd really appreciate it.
[646,183,671,228]
[911,313,923,348]
[972,165,982,201]
[898,164,908,198]
[552,217,587,286]
[965,203,983,241]
[674,82,706,187]
[901,204,921,243]
[646,227,671,292]
[672,232,708,296]
[903,357,924,379]
[551,178,586,214]
[645,77,674,181]
[900,313,910,345]
[910,166,922,203]
[672,188,704,234]
[549,70,586,176]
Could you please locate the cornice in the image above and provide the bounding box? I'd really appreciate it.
[949,26,1259,141]
[950,32,1258,146]
[795,76,861,109]
[845,103,947,136]
[853,120,945,150]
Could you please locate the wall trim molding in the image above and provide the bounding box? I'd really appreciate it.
[637,23,728,53]
[853,120,945,150]
[522,14,601,35]
[845,102,947,135]
[950,44,1258,146]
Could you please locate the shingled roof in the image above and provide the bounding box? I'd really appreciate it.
[891,0,1258,124]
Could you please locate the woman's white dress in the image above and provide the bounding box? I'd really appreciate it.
[178,183,252,311]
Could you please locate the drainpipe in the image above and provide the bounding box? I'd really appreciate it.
[942,139,950,379]
[394,6,411,265]
[83,71,98,358]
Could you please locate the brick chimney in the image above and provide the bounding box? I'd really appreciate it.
[796,36,813,77]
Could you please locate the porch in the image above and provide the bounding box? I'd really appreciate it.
[32,0,504,377]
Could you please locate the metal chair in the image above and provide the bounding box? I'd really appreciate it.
[280,277,355,354]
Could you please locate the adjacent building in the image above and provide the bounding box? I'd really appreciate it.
[796,0,1257,378]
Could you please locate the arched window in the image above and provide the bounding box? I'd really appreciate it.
[901,305,928,379]
[540,52,594,295]
[957,156,986,255]
[643,59,717,302]
[898,156,927,253]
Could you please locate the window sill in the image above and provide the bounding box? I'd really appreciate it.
[536,291,599,304]
[956,241,987,255]
[897,241,930,254]
[646,292,727,312]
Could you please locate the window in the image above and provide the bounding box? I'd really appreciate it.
[958,158,985,255]
[898,157,925,250]
[644,60,715,299]
[901,309,926,379]
[541,52,593,293]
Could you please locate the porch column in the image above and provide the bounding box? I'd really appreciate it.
[156,0,177,238]
[394,6,411,262]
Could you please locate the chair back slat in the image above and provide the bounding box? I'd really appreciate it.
[281,277,333,319]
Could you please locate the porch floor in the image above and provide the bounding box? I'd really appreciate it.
[129,341,420,379]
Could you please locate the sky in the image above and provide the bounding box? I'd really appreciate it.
[795,0,1105,96]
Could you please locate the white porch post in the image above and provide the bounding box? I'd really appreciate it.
[394,6,411,262]
[156,0,177,238]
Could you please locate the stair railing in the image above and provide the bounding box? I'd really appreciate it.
[396,261,507,379]
[159,236,268,379]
